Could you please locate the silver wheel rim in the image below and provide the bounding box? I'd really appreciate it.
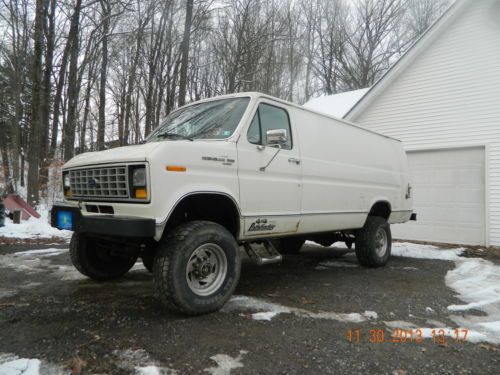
[374,227,388,257]
[186,243,228,296]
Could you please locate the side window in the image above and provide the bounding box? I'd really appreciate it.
[246,103,292,150]
[247,113,261,145]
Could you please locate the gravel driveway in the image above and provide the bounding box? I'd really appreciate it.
[0,241,499,374]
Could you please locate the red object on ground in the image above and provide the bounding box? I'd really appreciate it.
[2,194,41,220]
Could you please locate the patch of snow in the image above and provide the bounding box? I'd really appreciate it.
[391,242,500,344]
[391,242,463,261]
[251,311,279,321]
[303,88,370,118]
[0,248,85,281]
[425,307,434,313]
[364,311,378,320]
[0,354,64,375]
[0,210,72,240]
[223,295,369,323]
[384,320,417,330]
[0,357,40,375]
[15,248,68,257]
[113,349,176,375]
[204,351,247,375]
[0,289,17,299]
[136,365,165,375]
[305,240,348,249]
[445,257,500,344]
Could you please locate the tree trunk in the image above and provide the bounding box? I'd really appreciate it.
[178,0,193,107]
[97,0,110,151]
[38,0,57,197]
[26,0,45,207]
[63,0,83,161]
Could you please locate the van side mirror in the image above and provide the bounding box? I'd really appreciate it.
[266,129,288,145]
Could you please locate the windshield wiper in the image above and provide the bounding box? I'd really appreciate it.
[156,131,193,141]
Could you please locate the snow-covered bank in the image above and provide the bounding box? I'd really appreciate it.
[0,210,72,241]
[391,242,500,344]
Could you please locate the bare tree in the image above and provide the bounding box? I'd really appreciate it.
[26,0,45,206]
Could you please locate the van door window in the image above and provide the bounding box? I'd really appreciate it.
[247,103,292,150]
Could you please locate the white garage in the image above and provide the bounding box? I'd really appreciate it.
[306,0,500,246]
[391,147,485,245]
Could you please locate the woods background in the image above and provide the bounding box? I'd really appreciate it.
[0,0,450,206]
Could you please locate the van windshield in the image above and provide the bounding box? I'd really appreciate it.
[146,98,250,142]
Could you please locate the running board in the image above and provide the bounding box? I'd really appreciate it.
[244,241,282,265]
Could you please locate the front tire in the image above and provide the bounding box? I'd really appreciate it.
[69,233,138,280]
[355,216,391,267]
[153,221,241,315]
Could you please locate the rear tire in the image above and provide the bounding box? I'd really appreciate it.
[272,237,305,254]
[153,221,241,315]
[69,233,138,280]
[355,216,391,267]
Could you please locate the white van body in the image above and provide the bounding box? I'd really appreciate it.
[53,92,413,315]
[61,92,413,240]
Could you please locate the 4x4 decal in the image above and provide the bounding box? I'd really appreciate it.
[248,218,276,232]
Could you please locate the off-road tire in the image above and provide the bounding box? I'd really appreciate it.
[272,237,306,254]
[69,233,138,280]
[153,221,241,315]
[355,216,391,267]
[142,256,154,272]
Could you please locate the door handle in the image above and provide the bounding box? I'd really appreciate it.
[288,157,301,165]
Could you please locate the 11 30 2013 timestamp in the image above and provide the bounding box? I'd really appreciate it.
[346,328,469,344]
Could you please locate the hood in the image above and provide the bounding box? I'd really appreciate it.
[63,142,162,169]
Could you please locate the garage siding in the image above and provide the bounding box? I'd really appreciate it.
[347,0,500,245]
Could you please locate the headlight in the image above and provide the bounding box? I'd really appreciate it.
[132,168,146,187]
[63,172,72,198]
[63,172,70,188]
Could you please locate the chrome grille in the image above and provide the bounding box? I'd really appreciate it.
[70,166,129,199]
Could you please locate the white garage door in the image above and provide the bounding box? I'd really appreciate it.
[392,147,485,245]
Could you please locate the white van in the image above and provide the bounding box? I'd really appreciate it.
[51,92,414,315]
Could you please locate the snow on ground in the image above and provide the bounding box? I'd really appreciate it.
[0,247,85,281]
[392,242,464,261]
[223,295,377,323]
[204,351,248,375]
[390,242,500,344]
[0,210,72,240]
[113,349,177,375]
[0,353,64,375]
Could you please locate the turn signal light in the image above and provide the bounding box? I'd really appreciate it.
[166,165,187,172]
[134,188,148,199]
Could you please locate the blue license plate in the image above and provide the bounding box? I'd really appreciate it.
[56,211,73,230]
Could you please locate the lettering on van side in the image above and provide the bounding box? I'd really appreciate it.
[248,218,276,232]
[201,156,235,166]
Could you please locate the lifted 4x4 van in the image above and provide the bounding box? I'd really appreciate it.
[51,92,414,315]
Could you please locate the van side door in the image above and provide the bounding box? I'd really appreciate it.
[237,101,302,237]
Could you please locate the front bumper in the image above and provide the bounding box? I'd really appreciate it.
[50,203,156,237]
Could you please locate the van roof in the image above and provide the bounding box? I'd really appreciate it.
[179,92,401,143]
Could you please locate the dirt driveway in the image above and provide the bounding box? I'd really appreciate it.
[0,241,499,374]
